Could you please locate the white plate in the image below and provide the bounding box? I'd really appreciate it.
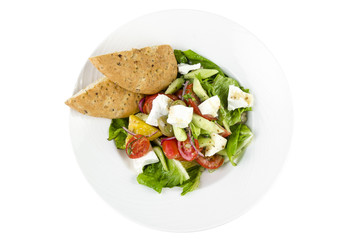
[69,10,293,232]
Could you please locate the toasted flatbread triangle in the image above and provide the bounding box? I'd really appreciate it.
[89,45,178,94]
[65,76,143,119]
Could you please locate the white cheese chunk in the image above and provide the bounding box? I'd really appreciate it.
[167,105,193,128]
[178,63,201,75]
[227,85,253,111]
[198,95,220,117]
[132,150,159,174]
[205,133,227,157]
[146,95,173,126]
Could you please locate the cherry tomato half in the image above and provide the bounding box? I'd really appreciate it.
[195,154,224,169]
[142,94,158,114]
[142,94,178,114]
[177,138,200,161]
[126,134,151,159]
[162,138,182,160]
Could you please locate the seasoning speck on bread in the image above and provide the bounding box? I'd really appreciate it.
[89,45,178,94]
[65,76,143,119]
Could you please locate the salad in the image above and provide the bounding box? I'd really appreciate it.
[108,49,254,195]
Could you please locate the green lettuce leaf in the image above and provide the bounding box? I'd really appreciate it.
[181,165,204,196]
[197,74,251,128]
[137,157,191,194]
[182,50,226,76]
[136,162,166,193]
[226,124,253,166]
[213,74,240,108]
[174,50,188,64]
[219,106,251,132]
[108,118,129,149]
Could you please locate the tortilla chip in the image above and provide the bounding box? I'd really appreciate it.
[89,45,178,94]
[65,76,143,119]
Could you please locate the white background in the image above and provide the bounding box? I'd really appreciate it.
[1,0,361,239]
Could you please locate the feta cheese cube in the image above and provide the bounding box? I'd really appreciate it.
[205,133,227,157]
[227,85,253,111]
[132,150,159,174]
[146,95,173,126]
[167,105,193,128]
[178,63,201,75]
[198,95,220,117]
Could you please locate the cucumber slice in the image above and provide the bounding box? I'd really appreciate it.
[193,78,209,101]
[198,137,214,148]
[153,146,168,171]
[173,126,187,141]
[165,77,185,94]
[192,114,223,134]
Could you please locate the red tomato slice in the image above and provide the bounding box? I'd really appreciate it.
[162,138,181,160]
[126,134,151,159]
[142,94,158,114]
[142,94,178,114]
[187,99,203,116]
[195,154,224,169]
[184,84,203,115]
[175,89,184,99]
[184,84,201,104]
[177,138,199,161]
[165,94,179,101]
[215,123,231,137]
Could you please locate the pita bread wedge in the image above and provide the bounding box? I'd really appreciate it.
[65,76,143,119]
[89,45,178,94]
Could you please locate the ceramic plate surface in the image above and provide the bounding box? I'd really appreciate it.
[69,9,293,232]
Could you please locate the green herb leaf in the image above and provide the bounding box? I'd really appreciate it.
[183,93,196,101]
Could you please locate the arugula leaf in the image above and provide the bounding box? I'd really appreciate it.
[174,50,188,64]
[108,118,129,149]
[226,124,253,166]
[181,165,204,196]
[182,50,226,76]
